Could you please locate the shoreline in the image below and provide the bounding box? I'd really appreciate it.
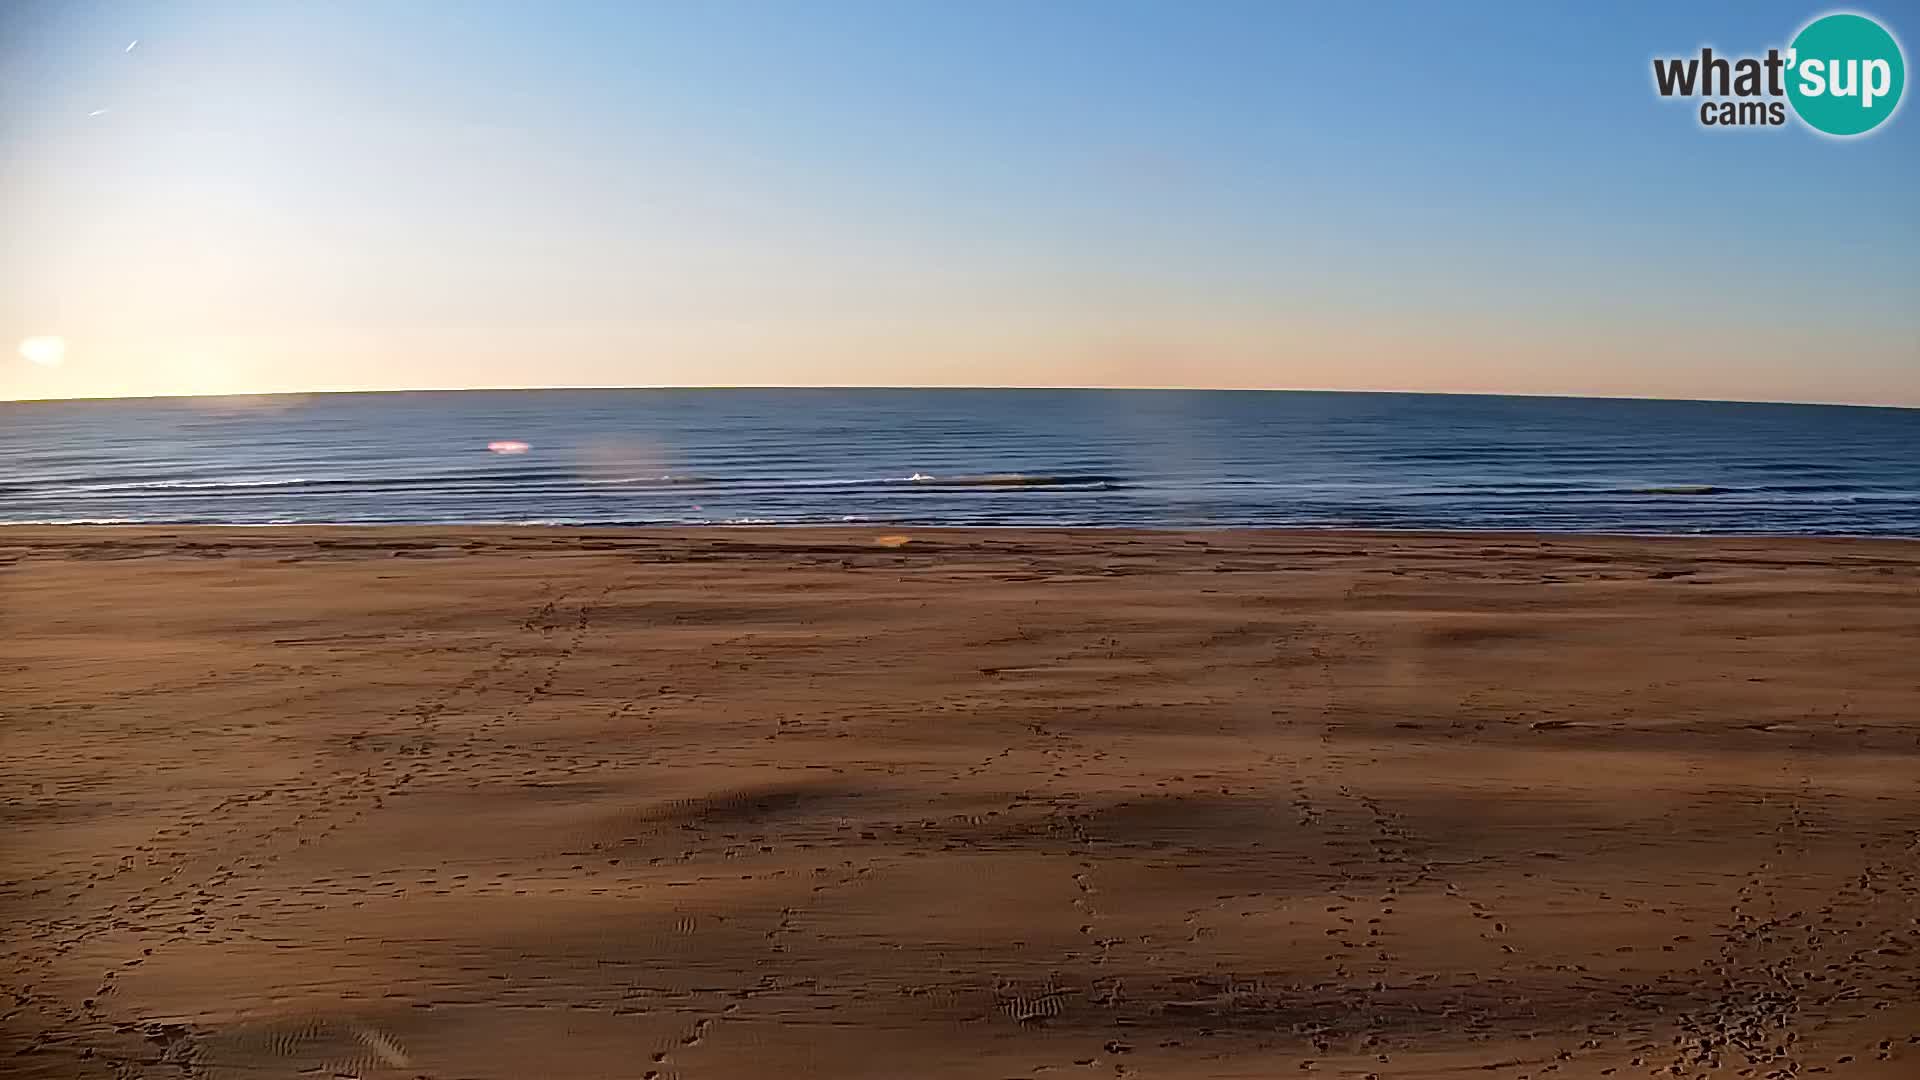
[7,521,1919,543]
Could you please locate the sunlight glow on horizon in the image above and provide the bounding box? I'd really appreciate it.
[17,336,67,368]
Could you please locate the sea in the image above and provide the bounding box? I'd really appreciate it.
[2,389,1916,535]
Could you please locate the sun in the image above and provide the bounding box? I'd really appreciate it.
[18,335,67,367]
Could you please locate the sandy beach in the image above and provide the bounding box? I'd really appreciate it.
[3,526,1917,1080]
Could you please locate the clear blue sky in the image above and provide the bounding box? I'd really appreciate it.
[2,1,1915,403]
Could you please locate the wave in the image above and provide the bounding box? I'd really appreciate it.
[901,472,1121,489]
[14,472,1912,512]
[1742,482,1873,494]
[9,470,1135,497]
[12,470,727,496]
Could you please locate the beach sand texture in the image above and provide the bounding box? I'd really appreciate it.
[3,527,1918,1078]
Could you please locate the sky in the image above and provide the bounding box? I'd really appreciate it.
[2,1,1916,405]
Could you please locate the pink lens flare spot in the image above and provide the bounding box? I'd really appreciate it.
[487,440,531,455]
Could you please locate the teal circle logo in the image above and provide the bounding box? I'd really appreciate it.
[1787,13,1905,136]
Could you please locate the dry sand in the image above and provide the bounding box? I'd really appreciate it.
[3,526,1918,1079]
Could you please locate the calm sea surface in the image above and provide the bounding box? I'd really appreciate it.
[2,389,1916,534]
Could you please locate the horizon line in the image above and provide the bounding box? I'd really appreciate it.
[3,384,1917,413]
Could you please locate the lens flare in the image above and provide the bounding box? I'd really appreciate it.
[487,440,531,455]
[18,336,66,367]
[577,437,671,483]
